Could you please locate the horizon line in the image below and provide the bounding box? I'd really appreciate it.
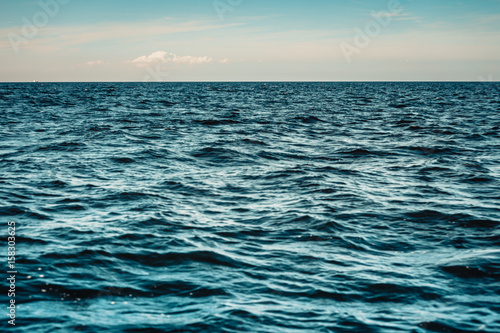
[1,80,498,83]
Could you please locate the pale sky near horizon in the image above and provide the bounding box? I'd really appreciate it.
[0,0,499,82]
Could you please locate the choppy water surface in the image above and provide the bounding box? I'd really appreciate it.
[1,82,499,332]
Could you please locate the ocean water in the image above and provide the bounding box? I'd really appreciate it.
[0,82,499,332]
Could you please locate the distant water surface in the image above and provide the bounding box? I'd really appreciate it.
[0,82,499,332]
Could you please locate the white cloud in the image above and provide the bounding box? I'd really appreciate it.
[86,60,104,66]
[131,51,212,65]
[219,58,231,64]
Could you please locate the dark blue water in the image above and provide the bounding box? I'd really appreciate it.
[1,82,499,332]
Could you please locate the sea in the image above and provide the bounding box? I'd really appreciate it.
[0,82,499,333]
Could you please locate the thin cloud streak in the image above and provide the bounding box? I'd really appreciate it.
[86,60,104,66]
[131,51,212,65]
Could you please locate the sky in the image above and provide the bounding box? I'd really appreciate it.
[0,0,499,81]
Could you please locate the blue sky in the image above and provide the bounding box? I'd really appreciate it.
[1,0,499,81]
